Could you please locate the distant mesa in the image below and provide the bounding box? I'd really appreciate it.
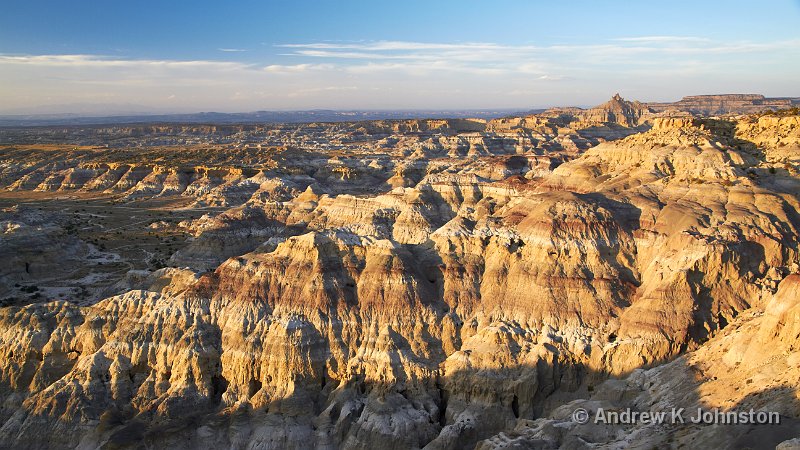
[647,93,799,115]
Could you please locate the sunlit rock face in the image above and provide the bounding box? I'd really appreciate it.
[0,103,799,449]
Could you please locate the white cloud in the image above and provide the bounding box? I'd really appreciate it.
[0,36,798,112]
[278,38,800,65]
[537,75,566,81]
[279,41,512,51]
[262,63,335,73]
[612,36,710,43]
[343,61,506,76]
[218,48,247,52]
[0,54,249,70]
[290,50,404,60]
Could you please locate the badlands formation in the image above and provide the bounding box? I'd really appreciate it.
[0,96,799,449]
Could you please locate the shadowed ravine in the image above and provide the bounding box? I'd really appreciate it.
[1,275,799,449]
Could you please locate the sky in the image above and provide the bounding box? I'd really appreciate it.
[1,0,799,114]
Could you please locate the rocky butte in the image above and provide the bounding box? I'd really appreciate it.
[0,94,799,449]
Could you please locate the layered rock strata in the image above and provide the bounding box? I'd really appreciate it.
[0,111,798,449]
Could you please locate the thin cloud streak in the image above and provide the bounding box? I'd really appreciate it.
[278,41,515,51]
[263,63,335,73]
[4,37,797,74]
[0,35,797,113]
[281,39,800,60]
[612,36,711,43]
[273,38,800,77]
[0,54,250,70]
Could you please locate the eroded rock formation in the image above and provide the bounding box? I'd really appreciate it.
[0,102,799,449]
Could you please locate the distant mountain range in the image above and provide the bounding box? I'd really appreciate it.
[0,109,536,127]
[1,94,797,127]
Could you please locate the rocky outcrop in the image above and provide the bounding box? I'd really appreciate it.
[541,94,653,129]
[0,112,799,449]
[578,94,652,127]
[476,274,800,449]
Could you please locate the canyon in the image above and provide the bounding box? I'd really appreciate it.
[1,95,799,449]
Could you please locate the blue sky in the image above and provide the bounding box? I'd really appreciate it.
[1,0,799,113]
